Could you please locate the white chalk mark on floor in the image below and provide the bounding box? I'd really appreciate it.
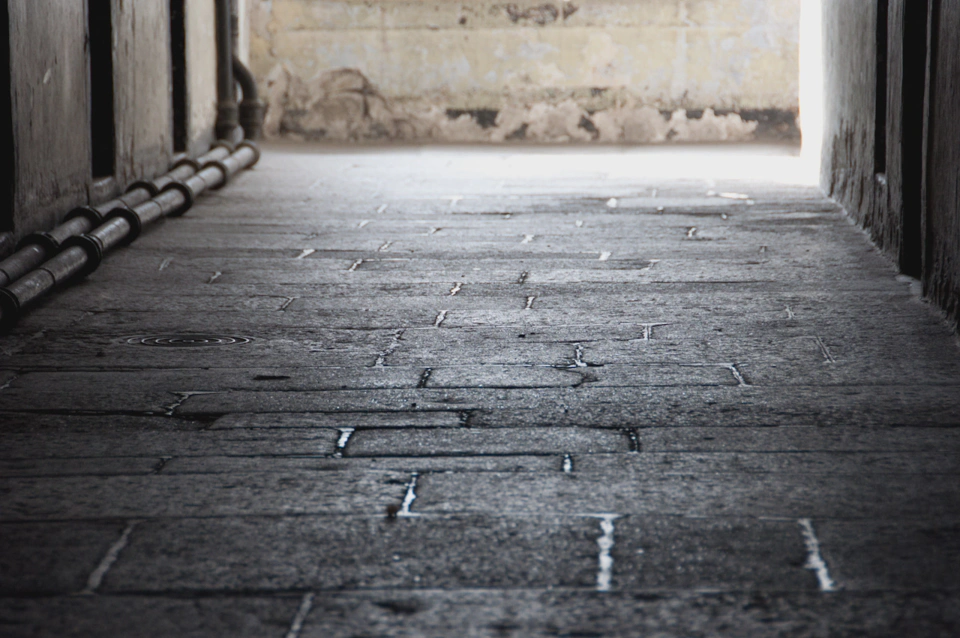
[576,220,584,228]
[572,344,588,368]
[719,192,750,200]
[686,227,698,238]
[798,518,837,592]
[295,249,315,260]
[606,198,618,208]
[377,204,388,214]
[727,363,749,386]
[814,335,836,363]
[358,220,370,228]
[521,234,535,244]
[375,329,405,367]
[562,454,574,473]
[525,296,536,310]
[399,472,419,517]
[347,259,364,272]
[164,391,217,416]
[81,522,137,594]
[378,241,392,252]
[680,363,748,386]
[638,259,661,275]
[285,592,316,638]
[450,283,463,296]
[449,196,463,207]
[0,374,18,391]
[434,310,448,327]
[158,258,172,271]
[599,252,612,261]
[785,306,795,319]
[594,514,619,592]
[427,227,441,235]
[333,428,354,458]
[279,297,297,312]
[640,323,671,341]
[207,271,222,284]
[651,189,658,198]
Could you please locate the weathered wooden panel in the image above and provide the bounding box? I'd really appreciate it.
[924,0,960,326]
[8,1,91,236]
[112,0,175,187]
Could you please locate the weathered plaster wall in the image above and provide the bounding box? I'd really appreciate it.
[186,0,220,157]
[249,0,801,142]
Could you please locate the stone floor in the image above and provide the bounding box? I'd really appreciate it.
[2,144,960,637]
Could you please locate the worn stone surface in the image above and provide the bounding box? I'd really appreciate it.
[1,145,959,635]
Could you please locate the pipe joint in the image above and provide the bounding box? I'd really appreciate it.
[173,157,203,172]
[161,181,196,217]
[0,288,21,333]
[17,232,59,255]
[126,180,160,198]
[202,159,232,190]
[104,205,143,245]
[238,141,262,167]
[66,206,104,227]
[59,234,105,280]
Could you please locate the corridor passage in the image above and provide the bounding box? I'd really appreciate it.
[2,145,960,636]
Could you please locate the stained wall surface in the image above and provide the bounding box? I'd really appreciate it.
[186,0,220,157]
[248,0,801,142]
[820,1,877,236]
[924,1,960,324]
[8,1,91,239]
[821,0,960,329]
[3,0,220,251]
[112,1,175,189]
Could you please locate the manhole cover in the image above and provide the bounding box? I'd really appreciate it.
[128,335,253,347]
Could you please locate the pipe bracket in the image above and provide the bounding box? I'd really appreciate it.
[239,140,262,167]
[104,205,143,245]
[173,157,203,172]
[127,180,160,197]
[16,232,60,255]
[162,181,196,217]
[0,288,21,333]
[203,160,231,190]
[60,234,104,279]
[213,140,236,153]
[66,206,105,227]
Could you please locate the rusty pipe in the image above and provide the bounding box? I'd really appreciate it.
[0,145,231,288]
[0,142,259,332]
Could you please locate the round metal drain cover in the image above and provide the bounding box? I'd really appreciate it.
[128,335,253,347]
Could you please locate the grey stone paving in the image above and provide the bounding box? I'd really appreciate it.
[2,145,960,637]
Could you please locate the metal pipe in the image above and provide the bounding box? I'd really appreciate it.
[0,142,260,332]
[0,146,230,288]
[215,0,239,141]
[234,56,264,140]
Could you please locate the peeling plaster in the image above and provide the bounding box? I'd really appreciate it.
[264,65,766,143]
[251,0,799,144]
